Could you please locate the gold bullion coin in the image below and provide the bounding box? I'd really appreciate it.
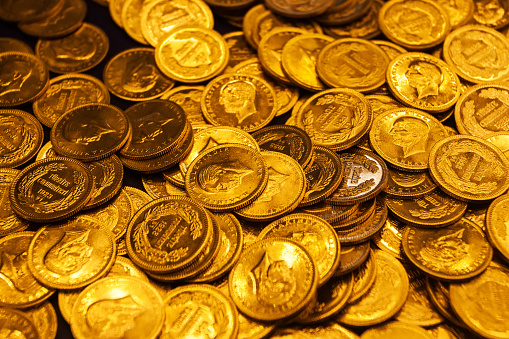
[443,25,509,83]
[265,0,333,18]
[163,165,185,188]
[0,109,44,168]
[386,52,460,113]
[317,0,372,26]
[257,27,307,85]
[243,4,267,49]
[28,218,117,289]
[229,237,319,322]
[402,218,493,281]
[120,100,188,160]
[334,242,370,276]
[160,85,208,125]
[35,23,109,74]
[236,151,306,221]
[296,88,373,151]
[108,0,126,27]
[185,144,268,212]
[103,48,175,101]
[297,201,359,224]
[24,301,58,339]
[9,157,93,223]
[0,52,49,107]
[337,250,409,327]
[316,38,389,93]
[271,322,360,339]
[425,277,465,327]
[348,249,377,303]
[386,190,467,228]
[0,0,62,22]
[361,321,434,339]
[0,308,39,339]
[180,125,259,177]
[155,26,228,83]
[487,133,509,159]
[486,194,509,262]
[331,198,376,229]
[0,37,34,54]
[396,268,444,326]
[372,40,408,60]
[33,73,110,128]
[140,0,214,47]
[326,149,388,205]
[33,141,56,161]
[471,0,509,28]
[82,155,124,209]
[432,0,474,29]
[17,0,87,39]
[449,261,509,339]
[201,73,278,133]
[120,0,148,44]
[300,145,344,207]
[428,135,509,202]
[461,203,489,231]
[369,107,448,171]
[51,103,130,162]
[378,0,451,50]
[0,169,29,236]
[125,196,213,273]
[372,214,407,261]
[281,33,334,92]
[160,284,238,339]
[70,276,164,339]
[385,167,437,199]
[0,231,55,309]
[454,83,509,138]
[223,32,258,73]
[259,213,341,287]
[426,324,470,339]
[123,186,152,213]
[142,173,187,199]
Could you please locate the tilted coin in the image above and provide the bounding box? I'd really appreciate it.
[120,0,148,44]
[243,4,267,49]
[318,0,372,26]
[372,40,407,60]
[486,194,509,262]
[0,37,34,54]
[271,322,360,339]
[24,301,58,339]
[378,0,451,50]
[155,26,228,83]
[162,165,185,188]
[265,0,333,18]
[82,155,123,209]
[9,157,94,223]
[103,48,175,101]
[384,167,437,199]
[70,276,164,339]
[297,201,359,224]
[331,197,376,229]
[33,73,110,128]
[334,242,370,276]
[201,73,278,133]
[142,173,186,199]
[386,52,460,113]
[35,23,109,74]
[51,103,130,162]
[425,277,466,327]
[160,85,208,125]
[402,218,493,281]
[471,0,509,29]
[0,0,62,22]
[372,214,407,261]
[428,135,509,202]
[443,25,509,83]
[223,32,258,73]
[0,109,44,169]
[432,0,473,29]
[0,169,29,237]
[123,186,152,213]
[369,108,448,171]
[229,238,319,322]
[108,0,126,27]
[361,321,434,339]
[0,307,39,339]
[316,38,389,93]
[348,249,377,303]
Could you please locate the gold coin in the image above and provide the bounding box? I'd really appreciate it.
[428,135,509,201]
[0,308,39,339]
[155,25,228,83]
[372,39,407,60]
[125,196,213,273]
[24,301,58,339]
[108,0,126,27]
[17,0,87,39]
[0,37,34,54]
[33,73,110,128]
[331,198,376,229]
[82,155,124,209]
[142,173,186,199]
[432,0,473,29]
[334,242,370,276]
[0,52,49,107]
[486,133,509,159]
[265,0,333,18]
[372,214,407,261]
[386,190,467,228]
[36,23,109,74]
[236,151,306,221]
[296,88,373,151]
[385,167,437,199]
[0,109,44,168]
[337,250,409,326]
[103,48,175,101]
[426,323,469,339]
[51,103,130,162]
[32,141,56,161]
[297,201,359,224]
[160,85,207,125]
[201,73,278,133]
[160,284,238,339]
[316,38,389,92]
[486,194,509,262]
[348,249,377,303]
[450,262,509,339]
[361,321,434,339]
[9,157,94,223]
[0,231,55,309]
[454,83,509,138]
[120,0,148,44]
[162,165,185,188]
[123,186,152,213]
[0,169,29,237]
[242,4,267,49]
[402,218,493,281]
[369,107,448,171]
[223,31,258,74]
[443,25,509,83]
[386,52,460,112]
[271,322,360,338]
[471,0,509,28]
[378,0,451,50]
[0,0,62,22]
[229,237,319,322]
[70,276,164,339]
[318,0,372,25]
[425,277,466,327]
[27,218,117,289]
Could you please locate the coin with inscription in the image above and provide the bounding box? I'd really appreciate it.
[369,108,448,171]
[82,155,123,209]
[0,307,39,339]
[428,135,509,201]
[402,218,493,280]
[486,194,509,262]
[229,237,318,322]
[385,167,436,199]
[0,169,29,237]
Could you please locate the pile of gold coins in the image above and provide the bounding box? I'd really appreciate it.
[1,0,509,337]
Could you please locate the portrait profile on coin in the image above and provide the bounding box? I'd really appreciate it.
[63,119,117,145]
[86,295,145,338]
[0,114,25,156]
[419,229,470,267]
[198,161,254,193]
[389,116,430,158]
[405,61,443,100]
[0,250,36,293]
[219,80,258,124]
[50,34,96,61]
[122,56,158,93]
[0,60,32,97]
[44,230,93,275]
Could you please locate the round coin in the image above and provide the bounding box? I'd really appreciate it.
[0,169,29,236]
[82,155,124,209]
[0,307,39,339]
[160,85,207,126]
[361,321,434,339]
[486,194,509,262]
[384,167,437,198]
[0,0,62,22]
[0,37,34,54]
[265,0,333,18]
[334,242,370,276]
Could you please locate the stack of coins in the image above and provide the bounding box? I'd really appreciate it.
[2,0,509,337]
